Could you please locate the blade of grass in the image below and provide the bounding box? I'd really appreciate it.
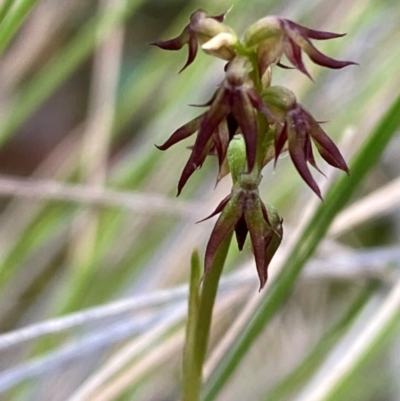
[0,0,13,25]
[203,91,400,401]
[60,0,125,315]
[0,0,40,56]
[298,277,400,401]
[0,0,146,146]
[264,282,378,401]
[89,289,251,401]
[66,306,185,401]
[0,308,182,395]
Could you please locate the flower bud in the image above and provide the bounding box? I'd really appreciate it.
[262,86,297,115]
[150,9,231,72]
[227,135,248,184]
[201,186,283,289]
[244,16,283,48]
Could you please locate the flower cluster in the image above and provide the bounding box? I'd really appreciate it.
[262,86,349,198]
[156,56,276,194]
[153,9,354,289]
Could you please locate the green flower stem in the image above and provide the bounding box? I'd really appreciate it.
[182,250,202,401]
[182,233,232,401]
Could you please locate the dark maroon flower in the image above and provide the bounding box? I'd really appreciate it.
[200,187,283,289]
[244,16,357,79]
[156,57,275,195]
[280,19,357,79]
[263,86,349,198]
[156,113,230,187]
[150,9,231,72]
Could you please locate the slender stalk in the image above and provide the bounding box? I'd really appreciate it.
[0,0,13,25]
[182,233,232,401]
[0,0,39,56]
[182,251,201,401]
[196,233,232,377]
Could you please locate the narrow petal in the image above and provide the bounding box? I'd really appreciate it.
[262,203,284,237]
[211,10,229,23]
[289,32,356,69]
[231,90,258,171]
[150,27,190,50]
[260,202,271,226]
[189,8,227,25]
[277,61,294,69]
[304,131,326,177]
[177,156,198,196]
[191,88,230,163]
[258,204,283,289]
[283,38,313,79]
[274,120,288,167]
[197,194,231,223]
[282,19,346,40]
[234,215,248,251]
[204,197,243,274]
[179,35,199,73]
[288,119,322,199]
[305,42,356,69]
[226,112,239,139]
[177,139,212,195]
[156,115,203,150]
[309,118,349,173]
[244,198,268,289]
[189,90,219,107]
[216,156,230,184]
[262,228,283,288]
[213,122,230,167]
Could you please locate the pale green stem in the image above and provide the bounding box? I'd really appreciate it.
[182,233,233,401]
[182,250,202,401]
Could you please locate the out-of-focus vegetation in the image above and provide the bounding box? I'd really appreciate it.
[0,0,399,400]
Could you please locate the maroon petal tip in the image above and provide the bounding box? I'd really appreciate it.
[149,38,184,51]
[155,143,166,151]
[283,39,314,81]
[277,62,294,69]
[196,195,231,224]
[289,145,323,199]
[212,10,228,23]
[258,278,267,291]
[178,37,198,73]
[281,19,347,41]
